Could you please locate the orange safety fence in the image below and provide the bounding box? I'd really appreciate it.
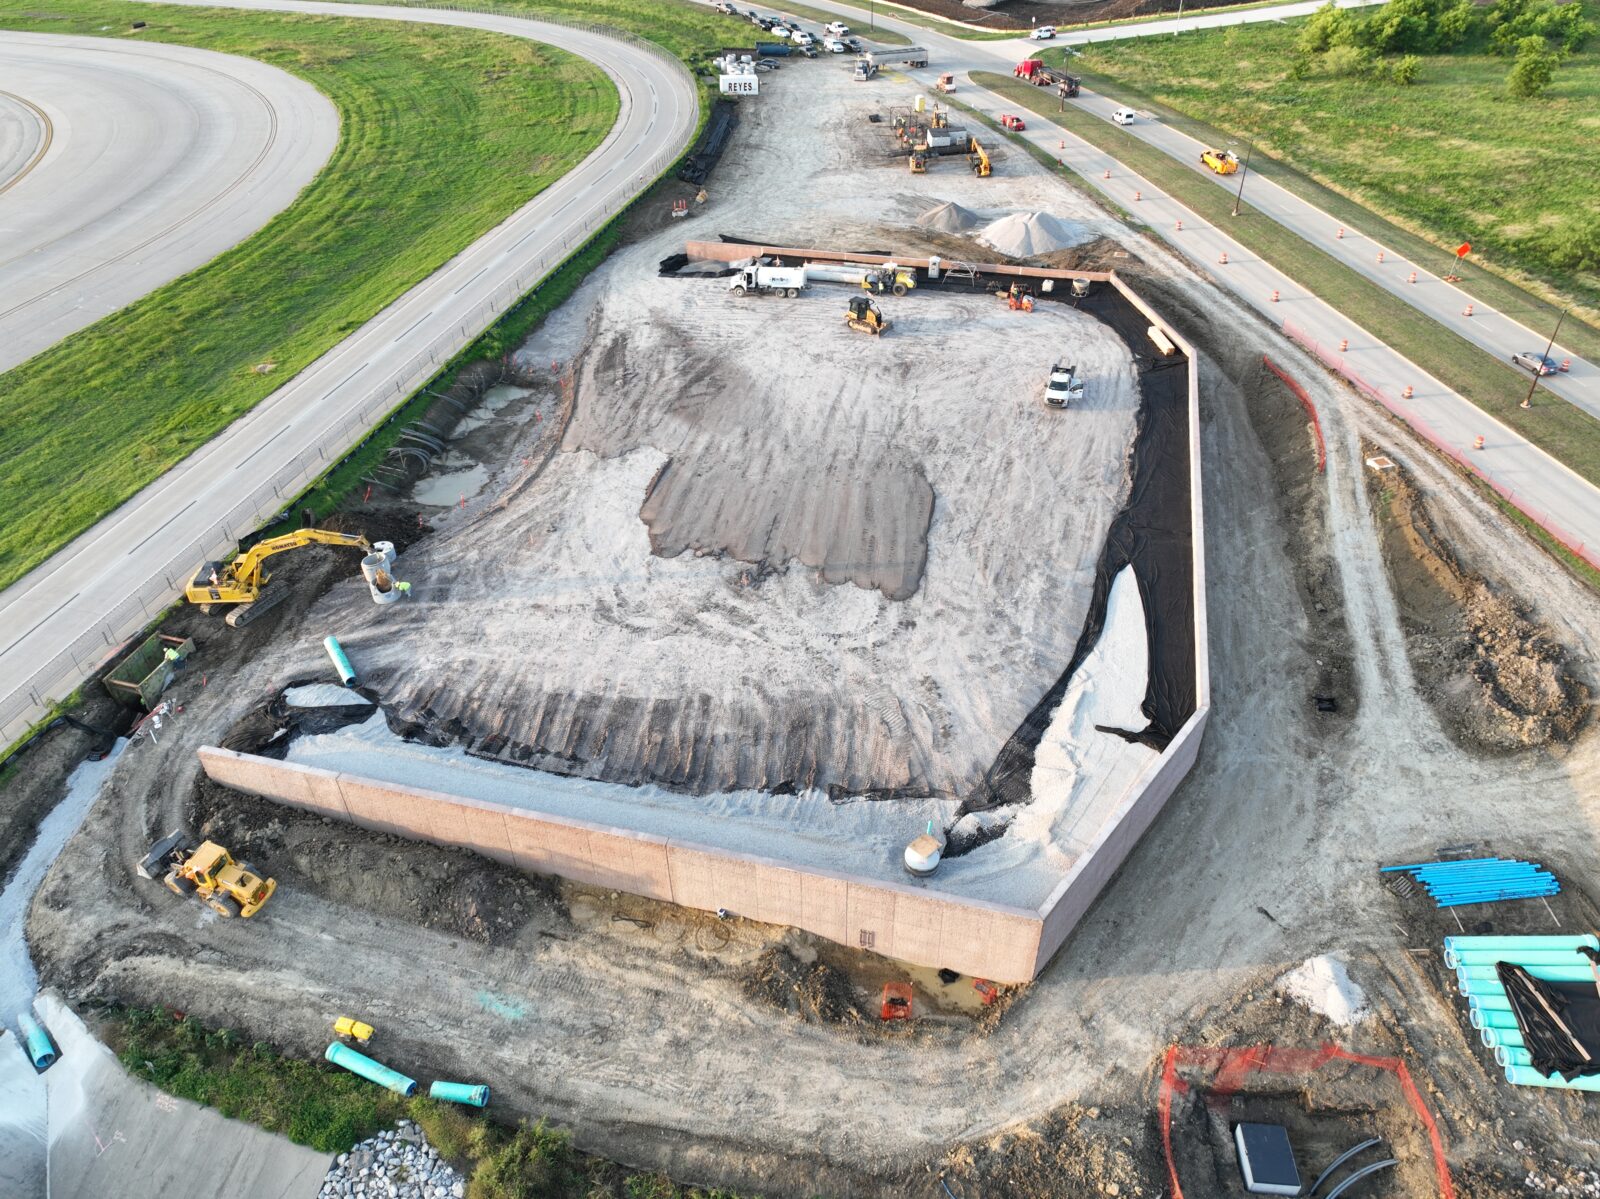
[1281,318,1600,574]
[1159,1042,1455,1199]
[1262,355,1326,473]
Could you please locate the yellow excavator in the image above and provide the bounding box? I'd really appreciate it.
[186,527,372,627]
[846,296,890,336]
[969,138,992,178]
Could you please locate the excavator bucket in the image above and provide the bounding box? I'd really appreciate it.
[139,830,195,880]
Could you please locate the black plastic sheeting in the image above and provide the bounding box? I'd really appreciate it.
[1499,961,1600,1081]
[963,280,1196,815]
[677,99,738,186]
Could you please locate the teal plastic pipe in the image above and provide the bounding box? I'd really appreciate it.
[1506,1065,1600,1091]
[323,636,358,687]
[1458,964,1593,985]
[1473,1009,1521,1031]
[1466,993,1513,1013]
[1482,1023,1525,1049]
[1449,950,1594,969]
[429,1080,489,1107]
[1495,1044,1534,1069]
[324,1042,416,1096]
[17,1012,57,1070]
[1444,934,1597,954]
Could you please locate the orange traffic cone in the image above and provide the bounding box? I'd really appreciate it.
[1474,436,1485,450]
[1463,304,1474,316]
[1218,251,1229,264]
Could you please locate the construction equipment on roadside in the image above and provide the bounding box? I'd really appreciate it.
[1014,58,1078,94]
[139,830,277,918]
[1200,147,1240,175]
[853,53,877,81]
[845,296,890,336]
[335,1016,376,1045]
[936,72,955,93]
[802,260,915,295]
[908,151,927,174]
[1001,281,1035,312]
[969,138,992,177]
[931,106,949,129]
[727,260,808,297]
[862,265,916,296]
[880,982,914,1021]
[186,528,372,628]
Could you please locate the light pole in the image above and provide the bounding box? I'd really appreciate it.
[1231,144,1252,217]
[1522,309,1566,410]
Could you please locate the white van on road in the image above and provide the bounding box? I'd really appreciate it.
[1112,107,1137,125]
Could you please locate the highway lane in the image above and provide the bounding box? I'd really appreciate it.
[0,32,339,373]
[0,3,699,745]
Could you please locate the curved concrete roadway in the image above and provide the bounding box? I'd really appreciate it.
[0,3,698,745]
[0,32,339,373]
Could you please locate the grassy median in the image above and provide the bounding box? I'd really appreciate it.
[0,0,619,591]
[1064,9,1600,324]
[976,71,1600,489]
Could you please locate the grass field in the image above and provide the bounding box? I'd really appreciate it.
[1065,7,1600,321]
[0,0,624,592]
[976,72,1600,490]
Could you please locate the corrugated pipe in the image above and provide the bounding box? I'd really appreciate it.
[323,636,358,687]
[429,1080,489,1107]
[324,1042,417,1097]
[17,1011,57,1070]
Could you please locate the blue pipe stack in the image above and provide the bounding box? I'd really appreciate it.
[1442,934,1600,1092]
[1381,857,1559,907]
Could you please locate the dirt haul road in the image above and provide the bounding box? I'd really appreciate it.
[25,60,1600,1197]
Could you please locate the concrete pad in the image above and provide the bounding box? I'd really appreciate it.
[37,992,330,1199]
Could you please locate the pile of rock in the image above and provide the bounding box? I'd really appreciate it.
[318,1121,466,1199]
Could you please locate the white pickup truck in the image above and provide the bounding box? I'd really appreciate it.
[1045,362,1083,408]
[728,263,809,297]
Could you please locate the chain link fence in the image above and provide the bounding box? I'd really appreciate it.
[0,7,700,752]
[1283,316,1600,574]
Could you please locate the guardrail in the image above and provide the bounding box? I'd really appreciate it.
[1283,317,1600,573]
[0,8,699,754]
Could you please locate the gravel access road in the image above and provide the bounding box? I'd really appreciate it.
[0,31,338,374]
[0,3,699,746]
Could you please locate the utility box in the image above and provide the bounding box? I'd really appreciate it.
[104,632,195,709]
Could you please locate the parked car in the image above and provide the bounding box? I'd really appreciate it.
[768,24,791,37]
[1030,25,1056,39]
[793,30,816,45]
[844,36,863,51]
[713,1,737,13]
[823,36,846,52]
[825,20,850,35]
[1512,350,1560,376]
[1045,362,1083,408]
[1112,107,1136,125]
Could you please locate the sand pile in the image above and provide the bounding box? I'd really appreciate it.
[979,211,1092,258]
[916,200,982,233]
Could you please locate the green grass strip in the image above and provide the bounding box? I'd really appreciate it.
[974,72,1600,489]
[1047,56,1600,365]
[0,0,619,592]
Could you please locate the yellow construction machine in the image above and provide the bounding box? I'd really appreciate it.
[908,151,927,174]
[1200,147,1240,175]
[846,296,890,336]
[969,139,992,178]
[139,830,277,918]
[185,528,371,627]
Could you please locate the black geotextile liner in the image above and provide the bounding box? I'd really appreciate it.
[1499,962,1600,1081]
[962,280,1196,815]
[678,99,738,186]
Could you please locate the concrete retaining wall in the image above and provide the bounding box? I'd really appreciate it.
[197,272,1208,984]
[198,746,1045,981]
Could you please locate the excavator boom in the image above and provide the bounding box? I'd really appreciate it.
[184,527,371,622]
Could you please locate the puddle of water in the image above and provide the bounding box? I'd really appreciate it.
[412,464,490,508]
[0,742,124,1040]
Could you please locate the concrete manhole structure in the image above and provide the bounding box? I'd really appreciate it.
[201,240,1207,984]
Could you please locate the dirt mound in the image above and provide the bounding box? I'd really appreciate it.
[1366,451,1589,750]
[738,946,867,1027]
[916,200,982,233]
[979,211,1092,258]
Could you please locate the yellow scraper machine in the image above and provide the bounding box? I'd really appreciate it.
[186,527,371,627]
[139,830,277,918]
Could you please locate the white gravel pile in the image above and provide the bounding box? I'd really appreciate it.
[319,1121,465,1199]
[1278,955,1370,1026]
[916,199,982,233]
[979,210,1093,258]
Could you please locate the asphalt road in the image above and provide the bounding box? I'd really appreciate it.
[0,32,338,374]
[776,0,1600,549]
[0,4,699,746]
